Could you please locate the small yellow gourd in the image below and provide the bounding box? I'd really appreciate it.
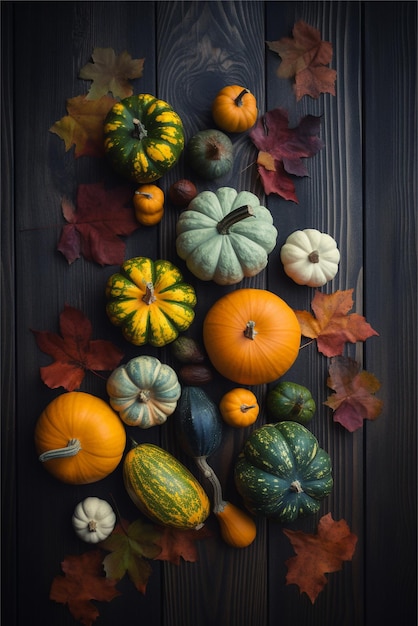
[133,184,164,226]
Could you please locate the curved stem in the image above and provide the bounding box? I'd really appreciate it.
[38,438,81,462]
[132,117,148,141]
[142,282,157,305]
[194,456,226,513]
[216,205,255,235]
[234,88,249,107]
[135,191,153,199]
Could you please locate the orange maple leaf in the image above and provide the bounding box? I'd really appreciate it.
[324,356,383,431]
[284,513,358,603]
[79,47,145,100]
[295,289,379,357]
[49,94,117,158]
[154,524,212,565]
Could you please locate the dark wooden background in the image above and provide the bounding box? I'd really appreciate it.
[1,2,417,625]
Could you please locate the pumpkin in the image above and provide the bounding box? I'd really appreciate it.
[106,355,181,428]
[266,381,316,424]
[203,288,301,385]
[72,497,116,543]
[219,388,259,428]
[35,392,126,485]
[103,93,184,183]
[234,421,333,523]
[105,256,197,347]
[186,129,233,180]
[176,187,278,285]
[212,85,258,133]
[280,228,340,287]
[133,184,164,226]
[123,441,210,530]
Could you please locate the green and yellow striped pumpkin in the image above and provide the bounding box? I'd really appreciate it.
[103,93,185,183]
[105,256,197,347]
[123,442,210,529]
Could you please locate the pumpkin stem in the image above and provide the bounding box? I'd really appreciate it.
[38,438,82,462]
[132,117,148,141]
[142,282,157,305]
[216,205,255,235]
[194,456,227,513]
[308,250,320,263]
[243,320,258,340]
[241,403,257,413]
[234,88,249,107]
[135,191,153,199]
[290,479,304,494]
[88,519,98,532]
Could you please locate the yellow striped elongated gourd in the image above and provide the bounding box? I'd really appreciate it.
[104,94,185,183]
[105,257,197,347]
[123,442,210,529]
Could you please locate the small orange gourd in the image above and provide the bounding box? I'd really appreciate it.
[215,501,257,548]
[219,388,259,427]
[212,85,258,133]
[34,392,126,485]
[133,184,164,226]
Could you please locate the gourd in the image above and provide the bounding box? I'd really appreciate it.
[203,288,301,385]
[174,386,257,548]
[219,388,259,428]
[176,187,278,285]
[266,381,316,424]
[234,421,333,523]
[72,497,116,543]
[106,355,181,428]
[105,256,197,347]
[186,129,233,180]
[103,93,184,183]
[34,392,126,485]
[212,85,258,133]
[123,441,210,530]
[133,184,164,226]
[280,228,340,287]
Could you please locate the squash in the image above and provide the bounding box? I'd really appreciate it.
[186,129,233,180]
[280,228,340,287]
[203,288,301,385]
[266,381,316,424]
[133,184,164,226]
[105,256,197,347]
[212,85,258,133]
[123,441,210,530]
[219,388,259,428]
[103,93,184,183]
[35,392,126,485]
[176,187,278,285]
[106,355,181,428]
[72,497,116,543]
[234,421,333,523]
[215,501,257,548]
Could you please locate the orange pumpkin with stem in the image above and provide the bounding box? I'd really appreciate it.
[203,289,301,386]
[219,388,259,428]
[212,85,258,133]
[133,184,164,226]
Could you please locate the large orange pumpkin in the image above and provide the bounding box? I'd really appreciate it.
[34,392,126,485]
[202,289,301,385]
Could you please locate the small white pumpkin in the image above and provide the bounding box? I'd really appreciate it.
[72,497,116,543]
[280,228,340,287]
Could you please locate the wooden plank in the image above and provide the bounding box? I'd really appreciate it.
[363,2,417,624]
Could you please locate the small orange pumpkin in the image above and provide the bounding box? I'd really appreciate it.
[133,184,164,226]
[219,388,259,427]
[203,289,301,386]
[34,392,126,484]
[212,85,258,133]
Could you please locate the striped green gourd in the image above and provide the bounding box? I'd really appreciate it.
[123,442,210,529]
[234,421,333,523]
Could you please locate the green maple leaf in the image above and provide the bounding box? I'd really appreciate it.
[101,519,162,594]
[79,47,145,100]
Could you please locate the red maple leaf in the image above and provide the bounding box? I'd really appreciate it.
[324,356,383,432]
[31,304,124,391]
[154,524,212,565]
[295,289,379,356]
[284,513,358,603]
[58,181,139,266]
[249,108,324,202]
[50,550,121,626]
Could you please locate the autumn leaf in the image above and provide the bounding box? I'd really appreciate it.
[267,20,337,101]
[79,47,145,100]
[154,524,213,565]
[283,513,358,603]
[101,519,162,594]
[58,181,139,266]
[50,550,120,626]
[49,94,117,158]
[31,304,124,391]
[324,356,383,432]
[295,289,379,356]
[249,108,324,202]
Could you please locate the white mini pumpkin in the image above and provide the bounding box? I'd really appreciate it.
[280,228,340,287]
[72,497,116,543]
